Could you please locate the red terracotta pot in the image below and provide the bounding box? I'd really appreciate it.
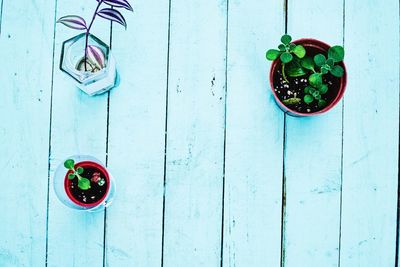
[64,161,110,208]
[269,38,347,116]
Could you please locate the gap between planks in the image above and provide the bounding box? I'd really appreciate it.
[161,0,172,265]
[219,0,230,266]
[45,0,59,265]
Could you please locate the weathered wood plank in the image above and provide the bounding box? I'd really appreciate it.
[0,0,3,35]
[282,0,344,266]
[104,0,170,265]
[46,0,111,266]
[161,0,227,265]
[221,0,285,266]
[0,0,55,266]
[340,0,399,266]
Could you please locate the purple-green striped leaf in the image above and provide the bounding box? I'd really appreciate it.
[87,45,106,69]
[97,0,133,11]
[57,15,87,30]
[97,8,127,28]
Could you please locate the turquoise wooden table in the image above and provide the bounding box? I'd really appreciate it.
[0,0,399,266]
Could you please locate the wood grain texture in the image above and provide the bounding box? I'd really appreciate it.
[0,1,399,266]
[161,0,227,265]
[46,1,111,266]
[104,0,169,265]
[282,1,345,266]
[221,0,285,266]
[340,0,399,266]
[0,0,55,266]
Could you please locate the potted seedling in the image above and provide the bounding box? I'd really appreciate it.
[266,35,347,116]
[53,155,115,211]
[57,0,133,96]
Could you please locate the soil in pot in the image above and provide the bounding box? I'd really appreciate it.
[65,162,109,206]
[272,46,342,113]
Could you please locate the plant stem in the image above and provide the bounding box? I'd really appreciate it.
[282,63,289,83]
[84,0,103,71]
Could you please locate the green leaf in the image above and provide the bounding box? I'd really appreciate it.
[64,159,75,170]
[78,178,91,190]
[68,173,76,180]
[318,99,328,107]
[289,43,296,52]
[266,49,281,61]
[76,167,84,174]
[300,57,315,71]
[330,65,344,77]
[326,58,334,67]
[280,52,293,63]
[304,94,314,104]
[286,60,307,77]
[321,67,329,74]
[312,90,320,98]
[309,73,322,87]
[278,44,286,52]
[282,97,301,106]
[314,54,326,67]
[328,45,344,62]
[304,86,313,94]
[281,34,292,45]
[293,45,306,58]
[313,92,321,100]
[319,84,328,94]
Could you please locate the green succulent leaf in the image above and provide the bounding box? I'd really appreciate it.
[318,99,328,108]
[312,90,320,98]
[314,54,326,67]
[304,94,314,104]
[278,44,286,52]
[76,167,84,174]
[286,59,307,77]
[280,52,293,63]
[300,57,315,71]
[282,97,301,106]
[321,67,329,74]
[309,73,322,87]
[304,86,313,94]
[319,84,328,94]
[68,173,76,180]
[330,65,344,77]
[326,58,334,67]
[293,45,306,58]
[281,34,292,45]
[328,45,345,62]
[78,178,91,190]
[289,43,296,51]
[266,49,281,61]
[64,159,75,170]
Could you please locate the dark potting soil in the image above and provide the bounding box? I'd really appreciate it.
[272,46,342,113]
[68,166,108,205]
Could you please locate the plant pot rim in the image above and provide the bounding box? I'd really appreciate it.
[64,160,110,208]
[269,38,347,116]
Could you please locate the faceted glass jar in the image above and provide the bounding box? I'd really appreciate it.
[53,155,116,212]
[60,33,118,96]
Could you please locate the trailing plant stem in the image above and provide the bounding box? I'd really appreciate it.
[84,0,103,71]
[282,63,289,83]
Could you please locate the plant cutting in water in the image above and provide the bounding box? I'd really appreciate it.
[57,0,133,72]
[266,35,345,108]
[64,159,105,190]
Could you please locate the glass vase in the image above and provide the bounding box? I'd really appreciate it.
[60,33,118,96]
